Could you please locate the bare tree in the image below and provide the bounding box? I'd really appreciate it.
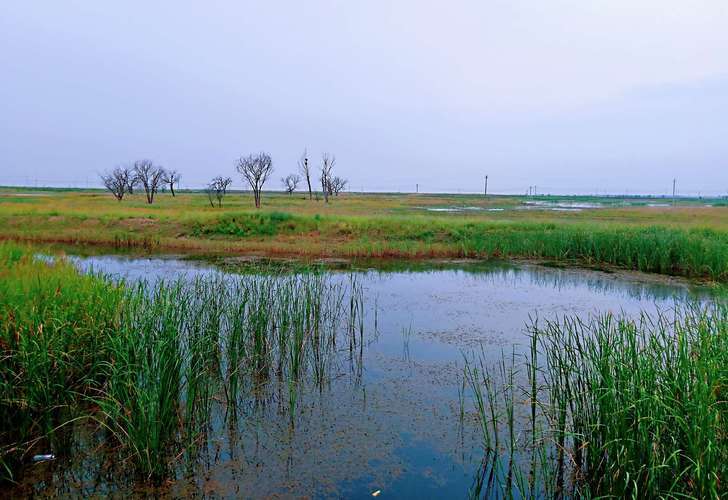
[320,153,335,203]
[100,167,131,201]
[204,184,215,208]
[125,173,138,195]
[206,176,232,207]
[236,152,273,208]
[162,169,181,197]
[281,174,301,195]
[330,176,347,196]
[133,160,166,204]
[298,149,313,200]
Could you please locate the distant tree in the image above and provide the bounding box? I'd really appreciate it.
[330,176,347,196]
[125,171,138,194]
[281,174,301,195]
[206,176,232,207]
[320,153,335,203]
[100,167,131,201]
[298,149,313,200]
[162,169,181,197]
[133,160,166,204]
[236,152,273,208]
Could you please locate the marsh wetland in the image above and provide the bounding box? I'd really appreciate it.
[2,245,724,498]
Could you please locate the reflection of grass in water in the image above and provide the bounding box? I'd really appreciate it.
[195,254,718,306]
[0,242,365,482]
[401,325,412,362]
[465,302,727,498]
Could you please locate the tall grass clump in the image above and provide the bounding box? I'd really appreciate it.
[0,243,123,481]
[0,243,366,483]
[193,211,317,238]
[96,282,188,479]
[451,223,728,280]
[95,272,363,480]
[465,302,727,498]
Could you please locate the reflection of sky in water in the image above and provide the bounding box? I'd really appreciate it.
[70,254,712,367]
[26,254,713,498]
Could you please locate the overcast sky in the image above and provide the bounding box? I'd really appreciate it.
[1,1,727,195]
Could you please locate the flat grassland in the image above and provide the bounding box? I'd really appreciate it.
[0,187,726,280]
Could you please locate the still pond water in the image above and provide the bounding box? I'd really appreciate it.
[18,254,712,498]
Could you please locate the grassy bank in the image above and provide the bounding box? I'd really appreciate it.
[0,243,364,482]
[465,303,728,498]
[0,190,726,280]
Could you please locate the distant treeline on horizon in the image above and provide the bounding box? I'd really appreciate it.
[1,184,727,200]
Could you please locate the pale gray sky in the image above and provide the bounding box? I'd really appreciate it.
[1,1,727,195]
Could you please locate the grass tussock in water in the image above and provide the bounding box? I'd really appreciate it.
[465,303,727,499]
[0,243,364,482]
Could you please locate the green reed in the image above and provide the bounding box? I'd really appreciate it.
[0,243,123,481]
[100,272,363,479]
[465,302,727,499]
[0,243,365,482]
[96,282,188,479]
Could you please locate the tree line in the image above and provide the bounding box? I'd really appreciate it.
[100,150,347,208]
[100,160,180,203]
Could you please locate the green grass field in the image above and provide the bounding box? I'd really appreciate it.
[0,188,726,280]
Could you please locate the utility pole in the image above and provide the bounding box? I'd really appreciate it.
[484,175,488,197]
[416,183,419,194]
[672,178,676,207]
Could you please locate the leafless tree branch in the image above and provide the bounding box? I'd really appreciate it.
[133,160,166,204]
[330,176,347,196]
[162,169,181,197]
[99,167,131,201]
[281,174,301,195]
[206,176,232,207]
[320,153,335,204]
[235,152,273,208]
[297,149,312,200]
